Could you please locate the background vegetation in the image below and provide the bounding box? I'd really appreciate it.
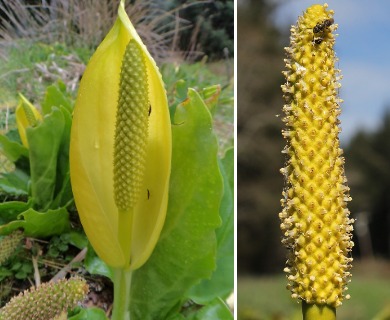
[238,0,390,319]
[163,0,234,60]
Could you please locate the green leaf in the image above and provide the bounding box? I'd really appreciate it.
[0,200,32,224]
[27,107,65,210]
[221,148,234,189]
[176,79,188,101]
[51,106,73,209]
[58,243,69,252]
[0,135,28,162]
[21,261,33,273]
[15,270,27,279]
[130,88,223,319]
[68,306,108,320]
[167,315,185,320]
[67,231,88,249]
[14,261,33,279]
[0,207,70,237]
[47,247,59,258]
[0,267,13,281]
[200,85,221,115]
[185,298,233,320]
[169,79,188,120]
[84,242,112,279]
[5,128,23,144]
[11,262,22,271]
[189,147,234,303]
[42,82,73,115]
[0,168,29,196]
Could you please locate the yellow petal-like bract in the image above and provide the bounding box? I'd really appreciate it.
[280,4,354,308]
[70,1,171,270]
[15,93,42,148]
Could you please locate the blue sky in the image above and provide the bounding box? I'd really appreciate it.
[271,0,390,144]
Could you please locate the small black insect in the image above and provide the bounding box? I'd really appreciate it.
[313,24,322,34]
[147,189,150,200]
[312,18,334,45]
[323,18,334,28]
[313,18,334,34]
[148,104,152,116]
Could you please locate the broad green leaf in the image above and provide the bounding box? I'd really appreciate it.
[176,79,188,101]
[0,207,69,237]
[130,89,223,319]
[51,174,73,209]
[27,107,65,210]
[84,242,112,279]
[0,200,32,224]
[51,106,73,209]
[0,135,28,162]
[185,298,233,320]
[4,128,22,144]
[0,168,29,196]
[66,231,88,249]
[189,147,234,303]
[0,267,13,281]
[68,306,108,320]
[42,83,72,115]
[167,315,185,320]
[201,85,221,115]
[221,148,234,189]
[169,79,187,119]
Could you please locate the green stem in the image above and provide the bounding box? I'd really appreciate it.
[111,267,132,320]
[302,302,336,320]
[118,210,133,262]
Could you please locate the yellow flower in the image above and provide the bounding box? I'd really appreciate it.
[280,4,353,310]
[15,93,42,148]
[70,0,171,270]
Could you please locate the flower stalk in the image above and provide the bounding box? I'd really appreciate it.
[112,267,133,320]
[302,302,336,320]
[280,4,354,319]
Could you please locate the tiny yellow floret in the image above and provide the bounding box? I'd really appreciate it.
[280,3,354,308]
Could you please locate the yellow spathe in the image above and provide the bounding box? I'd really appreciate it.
[70,1,171,270]
[15,93,42,148]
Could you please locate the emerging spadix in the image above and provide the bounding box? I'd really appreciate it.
[15,94,42,148]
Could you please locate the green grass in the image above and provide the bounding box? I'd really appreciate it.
[238,260,390,320]
[0,40,91,107]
